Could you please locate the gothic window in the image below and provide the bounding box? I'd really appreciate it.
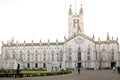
[60,50,63,62]
[27,63,30,68]
[35,63,38,68]
[87,48,91,60]
[99,52,103,61]
[12,50,16,59]
[51,50,54,61]
[27,50,30,62]
[39,52,41,62]
[43,50,46,61]
[35,50,38,62]
[19,50,23,61]
[69,48,72,61]
[4,53,8,61]
[111,49,114,61]
[78,47,81,61]
[101,48,107,61]
[47,52,50,61]
[57,52,59,62]
[43,63,46,68]
[4,50,9,61]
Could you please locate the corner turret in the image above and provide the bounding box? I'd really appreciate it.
[106,32,110,41]
[68,5,73,16]
[79,4,83,15]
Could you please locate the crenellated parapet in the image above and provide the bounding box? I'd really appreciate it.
[2,38,64,47]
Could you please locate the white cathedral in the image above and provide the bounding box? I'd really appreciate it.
[0,4,120,70]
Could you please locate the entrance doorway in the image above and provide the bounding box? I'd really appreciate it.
[77,62,81,68]
[43,63,46,68]
[111,62,116,68]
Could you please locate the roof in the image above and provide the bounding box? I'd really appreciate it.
[65,33,94,43]
[2,42,64,47]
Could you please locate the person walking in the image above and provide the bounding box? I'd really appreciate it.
[77,64,81,74]
[117,66,120,74]
[113,66,115,73]
[78,67,80,74]
[16,64,20,78]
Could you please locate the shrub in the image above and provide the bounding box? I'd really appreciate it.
[0,69,72,78]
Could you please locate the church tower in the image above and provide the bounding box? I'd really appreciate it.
[68,4,84,38]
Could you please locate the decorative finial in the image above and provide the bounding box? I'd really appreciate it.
[79,4,83,15]
[64,35,66,40]
[93,34,95,40]
[81,4,83,7]
[32,40,33,43]
[23,40,26,46]
[12,37,14,44]
[106,32,110,41]
[69,5,73,15]
[56,39,58,42]
[116,37,118,41]
[112,36,113,40]
[98,37,100,41]
[48,39,49,42]
[16,40,18,44]
[40,39,41,43]
[39,39,41,45]
[2,40,4,45]
[93,34,95,38]
[70,5,72,8]
[98,37,100,43]
[24,40,26,43]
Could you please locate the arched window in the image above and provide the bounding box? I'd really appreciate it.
[78,47,81,61]
[43,50,46,61]
[35,50,38,62]
[39,52,41,62]
[57,53,59,61]
[35,63,38,68]
[19,50,23,61]
[60,50,63,62]
[51,50,54,61]
[27,63,30,68]
[12,50,16,59]
[111,49,114,61]
[27,50,30,62]
[69,47,72,61]
[87,48,91,60]
[4,50,9,61]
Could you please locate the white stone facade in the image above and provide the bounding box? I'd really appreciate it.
[0,5,120,70]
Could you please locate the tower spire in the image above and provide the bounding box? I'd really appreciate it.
[79,4,83,15]
[106,32,110,41]
[68,5,73,15]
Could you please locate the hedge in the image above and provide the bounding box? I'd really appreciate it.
[0,69,72,78]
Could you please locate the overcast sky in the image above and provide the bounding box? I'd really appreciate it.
[0,0,120,47]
